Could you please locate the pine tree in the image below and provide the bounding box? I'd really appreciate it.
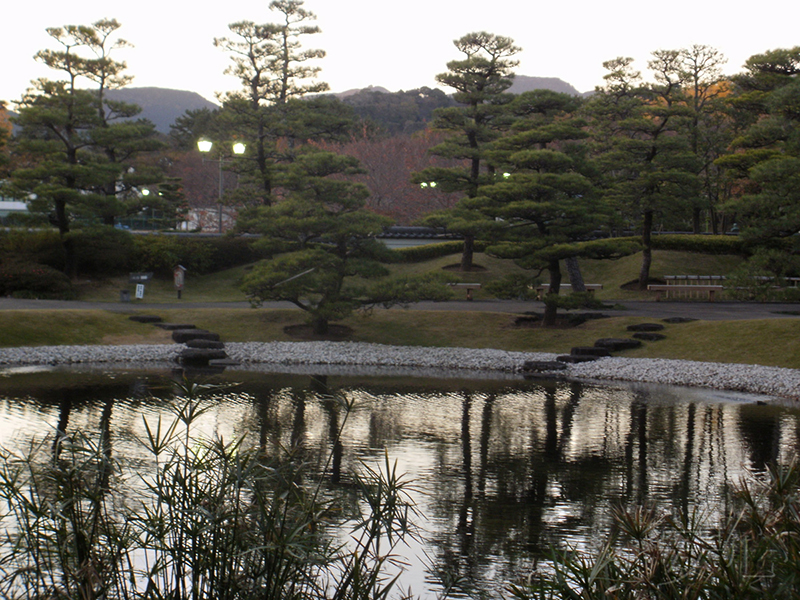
[472,90,618,326]
[413,32,520,271]
[10,20,163,275]
[213,0,330,207]
[585,55,699,290]
[241,149,452,334]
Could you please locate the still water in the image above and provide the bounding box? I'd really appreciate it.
[1,365,798,598]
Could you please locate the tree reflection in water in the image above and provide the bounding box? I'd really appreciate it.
[1,369,797,599]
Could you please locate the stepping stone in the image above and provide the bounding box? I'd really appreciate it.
[557,355,600,363]
[128,315,163,323]
[571,346,611,357]
[172,329,221,343]
[662,317,697,324]
[185,339,225,349]
[594,338,642,351]
[632,332,667,341]
[521,360,568,372]
[178,348,228,366]
[155,323,197,330]
[627,323,665,332]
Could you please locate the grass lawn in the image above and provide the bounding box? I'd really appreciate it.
[4,246,796,369]
[3,306,800,370]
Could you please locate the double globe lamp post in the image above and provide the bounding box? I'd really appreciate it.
[197,139,246,233]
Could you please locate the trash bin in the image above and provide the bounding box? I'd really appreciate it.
[120,289,131,302]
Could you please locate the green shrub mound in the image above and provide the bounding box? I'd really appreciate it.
[652,234,746,256]
[0,259,75,299]
[392,239,488,263]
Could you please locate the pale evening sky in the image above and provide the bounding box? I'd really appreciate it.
[2,0,798,106]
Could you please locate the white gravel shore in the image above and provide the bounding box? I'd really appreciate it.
[1,341,799,401]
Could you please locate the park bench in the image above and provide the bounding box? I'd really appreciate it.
[648,275,725,301]
[448,282,481,300]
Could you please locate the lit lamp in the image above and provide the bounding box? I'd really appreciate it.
[197,139,246,233]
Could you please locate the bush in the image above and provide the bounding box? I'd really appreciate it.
[0,259,75,299]
[132,235,266,276]
[509,458,800,600]
[0,230,65,271]
[652,234,747,256]
[0,383,421,600]
[392,240,488,263]
[68,226,137,276]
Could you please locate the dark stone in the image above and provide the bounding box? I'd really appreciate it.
[632,332,667,341]
[557,354,599,363]
[594,338,642,351]
[172,329,221,343]
[521,360,568,372]
[178,348,228,366]
[627,323,665,332]
[185,339,225,349]
[662,317,697,324]
[571,346,612,357]
[155,323,197,330]
[128,315,163,323]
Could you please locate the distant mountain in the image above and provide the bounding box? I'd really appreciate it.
[336,85,392,98]
[106,87,218,133]
[507,75,582,96]
[27,77,585,137]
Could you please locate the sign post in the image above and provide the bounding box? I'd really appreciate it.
[174,265,186,299]
[127,272,153,302]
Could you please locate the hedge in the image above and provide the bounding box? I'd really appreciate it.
[391,240,488,263]
[651,234,747,255]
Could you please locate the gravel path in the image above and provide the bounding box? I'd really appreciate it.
[1,341,799,401]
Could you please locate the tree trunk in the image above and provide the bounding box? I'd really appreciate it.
[542,259,562,327]
[692,206,701,234]
[638,210,653,291]
[565,256,585,292]
[460,235,475,271]
[312,316,329,335]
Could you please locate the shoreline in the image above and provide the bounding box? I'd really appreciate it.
[1,341,799,402]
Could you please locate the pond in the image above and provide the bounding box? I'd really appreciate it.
[1,364,798,598]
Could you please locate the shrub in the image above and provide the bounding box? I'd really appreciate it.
[0,259,75,299]
[0,382,421,600]
[0,230,65,270]
[392,240,488,263]
[132,235,266,276]
[508,458,800,600]
[652,234,747,256]
[68,226,137,276]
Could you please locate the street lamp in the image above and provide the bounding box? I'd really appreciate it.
[197,139,246,233]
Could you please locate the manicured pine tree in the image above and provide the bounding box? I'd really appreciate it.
[584,55,699,290]
[413,32,520,271]
[472,90,622,326]
[718,47,800,245]
[10,20,162,276]
[241,149,452,334]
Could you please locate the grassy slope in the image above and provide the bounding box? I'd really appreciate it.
[5,248,799,369]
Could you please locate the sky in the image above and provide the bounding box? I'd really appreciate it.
[2,0,799,106]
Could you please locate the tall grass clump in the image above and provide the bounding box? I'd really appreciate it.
[509,458,800,600]
[0,380,423,600]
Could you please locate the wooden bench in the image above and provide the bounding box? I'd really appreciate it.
[536,283,603,299]
[448,282,481,300]
[648,284,724,301]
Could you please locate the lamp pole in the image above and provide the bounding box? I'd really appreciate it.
[197,140,246,233]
